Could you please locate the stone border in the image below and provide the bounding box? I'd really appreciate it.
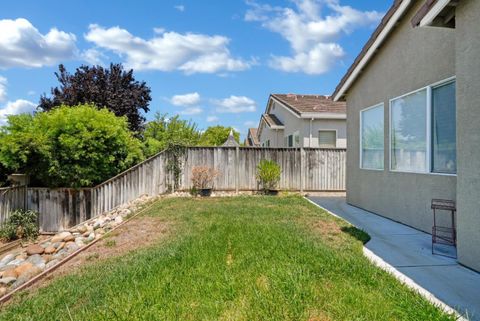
[0,196,159,304]
[303,197,468,321]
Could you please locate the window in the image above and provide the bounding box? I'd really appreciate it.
[319,130,337,148]
[390,78,456,174]
[286,135,293,147]
[432,81,456,174]
[390,89,428,172]
[293,131,300,147]
[360,105,384,169]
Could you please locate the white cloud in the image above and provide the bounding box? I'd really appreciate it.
[27,90,36,96]
[82,48,107,66]
[174,5,185,12]
[207,115,219,122]
[244,120,257,127]
[0,18,77,68]
[213,95,256,113]
[245,0,382,74]
[170,92,200,106]
[84,24,252,74]
[180,107,202,115]
[0,99,36,124]
[0,76,7,102]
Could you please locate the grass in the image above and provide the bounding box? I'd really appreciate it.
[0,196,455,321]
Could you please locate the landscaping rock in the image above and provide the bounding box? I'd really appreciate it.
[53,242,65,252]
[96,228,105,235]
[65,242,79,252]
[45,259,59,269]
[2,267,17,278]
[114,216,123,224]
[78,225,88,234]
[0,287,7,297]
[11,266,42,289]
[64,234,75,242]
[40,242,51,248]
[0,254,15,267]
[26,244,44,256]
[43,255,54,263]
[51,231,71,243]
[0,277,16,285]
[3,258,24,269]
[44,246,56,254]
[14,262,34,277]
[26,254,45,269]
[86,233,95,242]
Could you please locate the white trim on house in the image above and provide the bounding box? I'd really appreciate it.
[333,0,412,102]
[419,0,452,27]
[388,76,457,175]
[359,103,385,171]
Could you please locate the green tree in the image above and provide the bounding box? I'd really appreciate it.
[0,104,143,187]
[39,64,151,132]
[200,126,240,146]
[143,113,201,157]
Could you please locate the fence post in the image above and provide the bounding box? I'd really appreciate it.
[300,148,304,193]
[235,146,239,194]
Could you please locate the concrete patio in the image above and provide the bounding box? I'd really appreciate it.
[308,195,480,321]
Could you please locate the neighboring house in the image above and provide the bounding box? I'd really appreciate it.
[244,128,260,147]
[333,0,480,271]
[256,94,346,148]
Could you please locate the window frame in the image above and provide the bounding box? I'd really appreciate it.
[388,76,456,176]
[359,103,384,171]
[318,129,338,149]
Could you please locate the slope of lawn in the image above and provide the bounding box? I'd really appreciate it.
[0,196,455,321]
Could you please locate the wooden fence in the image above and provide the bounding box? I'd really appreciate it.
[0,147,346,232]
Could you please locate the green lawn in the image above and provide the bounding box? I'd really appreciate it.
[0,196,455,321]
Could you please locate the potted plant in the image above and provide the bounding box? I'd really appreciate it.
[256,159,281,195]
[191,166,219,197]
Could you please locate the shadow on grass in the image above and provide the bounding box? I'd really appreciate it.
[341,226,371,244]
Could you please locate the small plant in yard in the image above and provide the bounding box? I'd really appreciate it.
[191,166,219,196]
[0,209,39,241]
[256,159,281,195]
[104,239,116,248]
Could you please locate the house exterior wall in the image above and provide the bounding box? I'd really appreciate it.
[455,0,480,272]
[345,1,456,234]
[258,123,284,147]
[259,101,346,148]
[304,119,347,148]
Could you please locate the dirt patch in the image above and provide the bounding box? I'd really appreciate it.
[34,216,171,287]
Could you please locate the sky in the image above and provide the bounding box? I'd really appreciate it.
[0,0,390,138]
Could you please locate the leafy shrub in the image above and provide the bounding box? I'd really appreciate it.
[0,209,39,241]
[256,160,281,192]
[191,166,219,190]
[0,104,144,187]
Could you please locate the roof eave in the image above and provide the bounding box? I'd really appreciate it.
[332,0,412,102]
[300,113,347,120]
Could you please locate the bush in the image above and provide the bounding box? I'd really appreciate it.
[191,166,219,190]
[0,104,144,187]
[0,209,39,241]
[256,160,281,192]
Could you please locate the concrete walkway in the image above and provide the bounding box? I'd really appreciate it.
[308,196,480,321]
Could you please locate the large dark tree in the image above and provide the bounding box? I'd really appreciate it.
[39,63,151,132]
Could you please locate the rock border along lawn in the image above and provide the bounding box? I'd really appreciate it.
[0,194,154,298]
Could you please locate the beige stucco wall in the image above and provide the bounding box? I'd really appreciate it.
[259,101,346,148]
[455,0,480,272]
[345,1,456,234]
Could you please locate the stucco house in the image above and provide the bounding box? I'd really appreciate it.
[244,128,260,147]
[256,94,346,148]
[332,0,480,271]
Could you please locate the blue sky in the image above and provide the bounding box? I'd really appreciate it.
[0,0,390,138]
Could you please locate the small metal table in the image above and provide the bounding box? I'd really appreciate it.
[431,199,456,258]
